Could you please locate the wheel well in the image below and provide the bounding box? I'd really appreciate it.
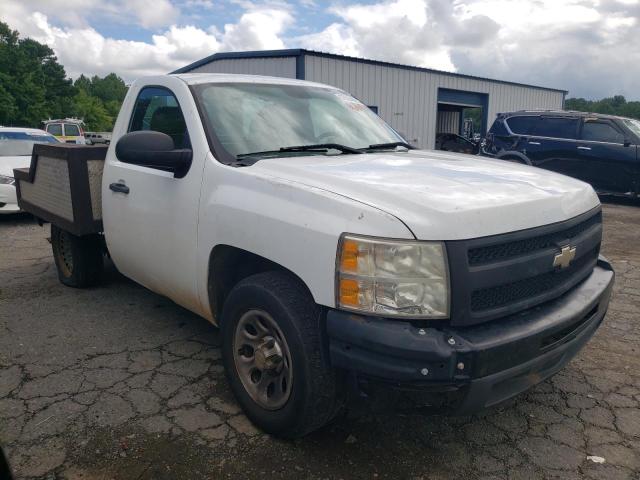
[497,151,530,164]
[207,245,312,321]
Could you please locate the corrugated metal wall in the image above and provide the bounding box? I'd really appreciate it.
[304,54,564,149]
[189,57,296,78]
[436,111,460,134]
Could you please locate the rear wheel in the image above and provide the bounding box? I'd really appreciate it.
[221,271,342,438]
[51,224,104,288]
[500,155,528,164]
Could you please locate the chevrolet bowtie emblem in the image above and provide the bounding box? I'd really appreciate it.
[553,245,577,269]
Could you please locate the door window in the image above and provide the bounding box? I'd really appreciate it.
[581,121,625,144]
[505,116,539,135]
[531,117,578,139]
[46,124,63,136]
[129,87,189,148]
[489,119,509,136]
[64,124,80,136]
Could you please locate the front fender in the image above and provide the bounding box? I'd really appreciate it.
[196,158,414,319]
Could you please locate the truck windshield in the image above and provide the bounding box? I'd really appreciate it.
[0,132,58,156]
[193,82,403,161]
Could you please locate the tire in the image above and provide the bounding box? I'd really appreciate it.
[221,271,342,438]
[500,155,528,164]
[51,224,104,288]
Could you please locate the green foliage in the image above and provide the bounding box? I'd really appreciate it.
[73,89,112,132]
[72,73,128,130]
[565,96,640,120]
[463,107,483,135]
[0,21,126,131]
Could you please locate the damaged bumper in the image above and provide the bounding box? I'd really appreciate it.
[327,257,615,414]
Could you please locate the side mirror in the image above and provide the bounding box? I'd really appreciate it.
[624,138,632,147]
[115,131,192,178]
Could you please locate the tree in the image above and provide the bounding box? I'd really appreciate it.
[73,73,128,130]
[90,73,128,104]
[565,95,640,120]
[0,82,17,125]
[0,23,19,125]
[73,88,112,131]
[0,22,50,126]
[0,21,128,130]
[42,53,76,119]
[74,74,92,94]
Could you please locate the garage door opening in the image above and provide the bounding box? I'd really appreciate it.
[435,88,488,154]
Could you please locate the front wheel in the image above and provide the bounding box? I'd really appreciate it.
[51,224,104,288]
[221,271,342,438]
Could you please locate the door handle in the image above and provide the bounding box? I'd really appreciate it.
[528,141,541,145]
[109,182,130,194]
[577,146,592,151]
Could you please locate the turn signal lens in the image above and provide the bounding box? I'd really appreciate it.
[338,277,373,309]
[339,239,360,273]
[339,278,359,306]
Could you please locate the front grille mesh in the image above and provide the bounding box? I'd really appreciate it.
[468,212,602,266]
[470,247,598,312]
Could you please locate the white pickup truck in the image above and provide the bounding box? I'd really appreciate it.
[15,74,614,438]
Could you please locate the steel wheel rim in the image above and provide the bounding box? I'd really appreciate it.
[233,309,293,410]
[57,232,73,276]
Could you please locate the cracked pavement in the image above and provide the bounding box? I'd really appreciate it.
[1,203,639,479]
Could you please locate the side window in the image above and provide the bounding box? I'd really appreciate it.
[489,119,509,136]
[47,124,63,136]
[581,121,625,144]
[64,124,80,136]
[506,116,538,135]
[129,87,189,148]
[531,117,578,139]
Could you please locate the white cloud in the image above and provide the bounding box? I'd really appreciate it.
[448,0,640,97]
[2,1,292,80]
[126,0,181,28]
[220,6,293,50]
[3,0,640,98]
[5,0,179,29]
[298,0,457,71]
[298,0,640,98]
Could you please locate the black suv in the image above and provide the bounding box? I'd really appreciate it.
[483,110,640,196]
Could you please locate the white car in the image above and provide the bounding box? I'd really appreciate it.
[0,127,59,214]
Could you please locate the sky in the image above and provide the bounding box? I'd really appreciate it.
[2,0,639,99]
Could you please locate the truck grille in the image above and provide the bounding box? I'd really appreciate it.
[468,212,602,266]
[446,208,602,326]
[470,247,598,312]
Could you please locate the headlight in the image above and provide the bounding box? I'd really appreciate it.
[0,175,15,185]
[336,234,449,318]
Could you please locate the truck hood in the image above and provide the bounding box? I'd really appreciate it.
[0,155,31,178]
[250,149,600,240]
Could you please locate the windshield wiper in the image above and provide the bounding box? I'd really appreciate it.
[364,141,416,151]
[279,143,362,154]
[235,143,363,164]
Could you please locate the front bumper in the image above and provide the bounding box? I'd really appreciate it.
[327,257,614,414]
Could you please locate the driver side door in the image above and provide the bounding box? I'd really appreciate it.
[103,80,207,316]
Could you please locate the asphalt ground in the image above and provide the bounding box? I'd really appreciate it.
[1,202,639,480]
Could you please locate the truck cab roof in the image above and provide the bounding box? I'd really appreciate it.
[169,72,339,90]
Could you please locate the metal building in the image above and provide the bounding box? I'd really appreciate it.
[173,49,566,150]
